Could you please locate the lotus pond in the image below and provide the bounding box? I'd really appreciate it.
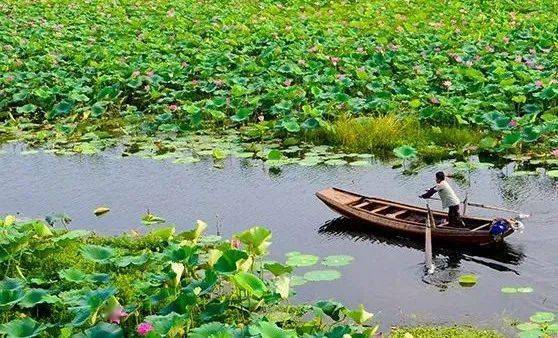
[1,143,557,336]
[1,0,558,158]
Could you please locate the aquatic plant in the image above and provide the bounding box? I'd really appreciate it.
[0,215,375,337]
[1,0,557,157]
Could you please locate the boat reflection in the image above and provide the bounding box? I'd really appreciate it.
[319,217,525,288]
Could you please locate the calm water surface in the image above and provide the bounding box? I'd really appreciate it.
[2,143,557,332]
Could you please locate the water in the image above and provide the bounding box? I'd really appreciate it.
[2,143,557,331]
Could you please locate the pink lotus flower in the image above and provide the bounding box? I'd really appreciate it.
[524,59,535,68]
[137,322,153,336]
[167,9,175,17]
[108,307,128,324]
[485,45,494,53]
[297,59,306,65]
[283,79,292,86]
[336,74,346,80]
[231,238,241,248]
[430,97,440,104]
[191,79,198,86]
[356,47,364,53]
[308,46,318,53]
[552,149,558,158]
[503,36,510,44]
[146,70,154,77]
[509,120,518,127]
[387,43,399,52]
[181,62,188,68]
[257,114,264,122]
[132,71,140,78]
[144,85,150,91]
[6,75,14,82]
[535,80,543,88]
[443,80,452,89]
[453,55,463,63]
[330,57,340,66]
[214,79,224,87]
[168,104,178,111]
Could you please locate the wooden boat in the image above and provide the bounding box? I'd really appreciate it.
[316,187,515,246]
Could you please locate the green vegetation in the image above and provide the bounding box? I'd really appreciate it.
[390,326,503,338]
[1,0,558,159]
[313,115,483,159]
[1,214,383,337]
[0,214,513,337]
[513,312,558,337]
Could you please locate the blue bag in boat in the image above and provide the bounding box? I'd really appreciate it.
[489,219,510,241]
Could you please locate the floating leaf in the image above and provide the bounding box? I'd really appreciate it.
[322,255,354,267]
[393,145,417,159]
[458,274,477,287]
[517,287,534,293]
[303,270,341,282]
[529,312,555,324]
[516,322,541,331]
[141,212,166,225]
[324,159,347,166]
[349,160,372,167]
[94,207,110,216]
[267,149,282,161]
[290,275,307,286]
[286,253,319,267]
[501,287,517,294]
[212,148,227,160]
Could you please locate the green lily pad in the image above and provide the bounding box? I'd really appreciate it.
[517,287,534,293]
[458,274,477,287]
[322,255,354,267]
[516,322,541,331]
[303,270,341,282]
[349,160,372,167]
[324,159,348,166]
[286,253,319,267]
[393,145,417,159]
[529,312,555,324]
[290,275,307,286]
[501,287,517,294]
[547,170,558,178]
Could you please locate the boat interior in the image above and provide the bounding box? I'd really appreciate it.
[348,197,491,231]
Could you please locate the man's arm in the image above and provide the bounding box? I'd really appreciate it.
[419,187,437,199]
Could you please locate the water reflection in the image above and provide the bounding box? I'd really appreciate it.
[319,217,525,289]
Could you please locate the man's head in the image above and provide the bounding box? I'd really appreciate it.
[435,171,445,183]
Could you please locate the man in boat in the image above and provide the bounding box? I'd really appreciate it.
[419,171,465,227]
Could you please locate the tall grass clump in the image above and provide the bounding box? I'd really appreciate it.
[320,114,415,155]
[310,114,484,160]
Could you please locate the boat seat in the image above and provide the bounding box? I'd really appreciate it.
[371,205,390,214]
[387,210,408,218]
[353,201,371,209]
[471,223,491,232]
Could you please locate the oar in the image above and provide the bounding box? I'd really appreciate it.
[427,197,530,218]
